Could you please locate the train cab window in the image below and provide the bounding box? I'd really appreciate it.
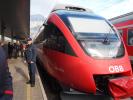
[43,24,58,49]
[66,16,124,59]
[43,23,76,56]
[128,29,133,45]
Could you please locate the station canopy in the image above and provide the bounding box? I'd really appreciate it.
[0,0,30,40]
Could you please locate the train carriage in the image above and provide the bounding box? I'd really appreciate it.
[35,6,133,100]
[109,12,133,63]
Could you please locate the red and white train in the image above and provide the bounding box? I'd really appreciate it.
[35,5,133,99]
[110,12,133,63]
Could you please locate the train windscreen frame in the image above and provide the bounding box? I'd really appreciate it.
[62,14,125,59]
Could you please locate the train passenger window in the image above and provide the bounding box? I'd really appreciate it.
[43,23,76,56]
[128,29,133,45]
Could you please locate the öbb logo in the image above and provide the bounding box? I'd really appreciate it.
[109,65,124,73]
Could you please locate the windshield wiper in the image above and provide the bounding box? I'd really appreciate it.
[103,36,110,45]
[102,28,112,45]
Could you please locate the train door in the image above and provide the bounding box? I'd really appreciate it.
[126,28,133,62]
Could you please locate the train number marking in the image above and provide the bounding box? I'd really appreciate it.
[109,65,124,73]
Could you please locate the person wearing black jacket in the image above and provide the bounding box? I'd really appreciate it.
[25,38,37,87]
[13,42,20,58]
[8,42,13,59]
[0,46,13,100]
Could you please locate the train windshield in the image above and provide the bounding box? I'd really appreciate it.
[68,17,125,59]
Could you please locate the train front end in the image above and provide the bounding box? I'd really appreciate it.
[55,10,133,99]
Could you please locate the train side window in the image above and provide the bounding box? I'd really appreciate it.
[128,29,133,45]
[43,23,57,49]
[54,24,76,56]
[44,22,76,56]
[57,36,66,52]
[43,25,50,48]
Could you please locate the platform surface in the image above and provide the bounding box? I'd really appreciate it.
[8,58,47,100]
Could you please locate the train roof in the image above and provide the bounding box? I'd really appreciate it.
[52,4,93,13]
[50,4,105,20]
[53,10,105,20]
[109,11,133,24]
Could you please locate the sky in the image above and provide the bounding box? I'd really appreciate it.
[31,0,133,19]
[30,0,133,38]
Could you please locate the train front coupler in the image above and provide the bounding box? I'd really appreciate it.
[108,76,133,100]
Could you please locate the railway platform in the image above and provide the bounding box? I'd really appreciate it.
[8,57,47,100]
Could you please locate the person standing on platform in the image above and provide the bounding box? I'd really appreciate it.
[25,38,37,87]
[0,45,13,100]
[0,41,8,58]
[13,41,20,58]
[13,43,17,58]
[22,43,27,63]
[16,41,20,57]
[20,43,24,57]
[8,42,13,59]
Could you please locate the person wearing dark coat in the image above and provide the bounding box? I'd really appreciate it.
[8,42,13,59]
[13,42,20,58]
[0,46,13,100]
[20,43,24,57]
[25,38,37,87]
[0,42,8,58]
